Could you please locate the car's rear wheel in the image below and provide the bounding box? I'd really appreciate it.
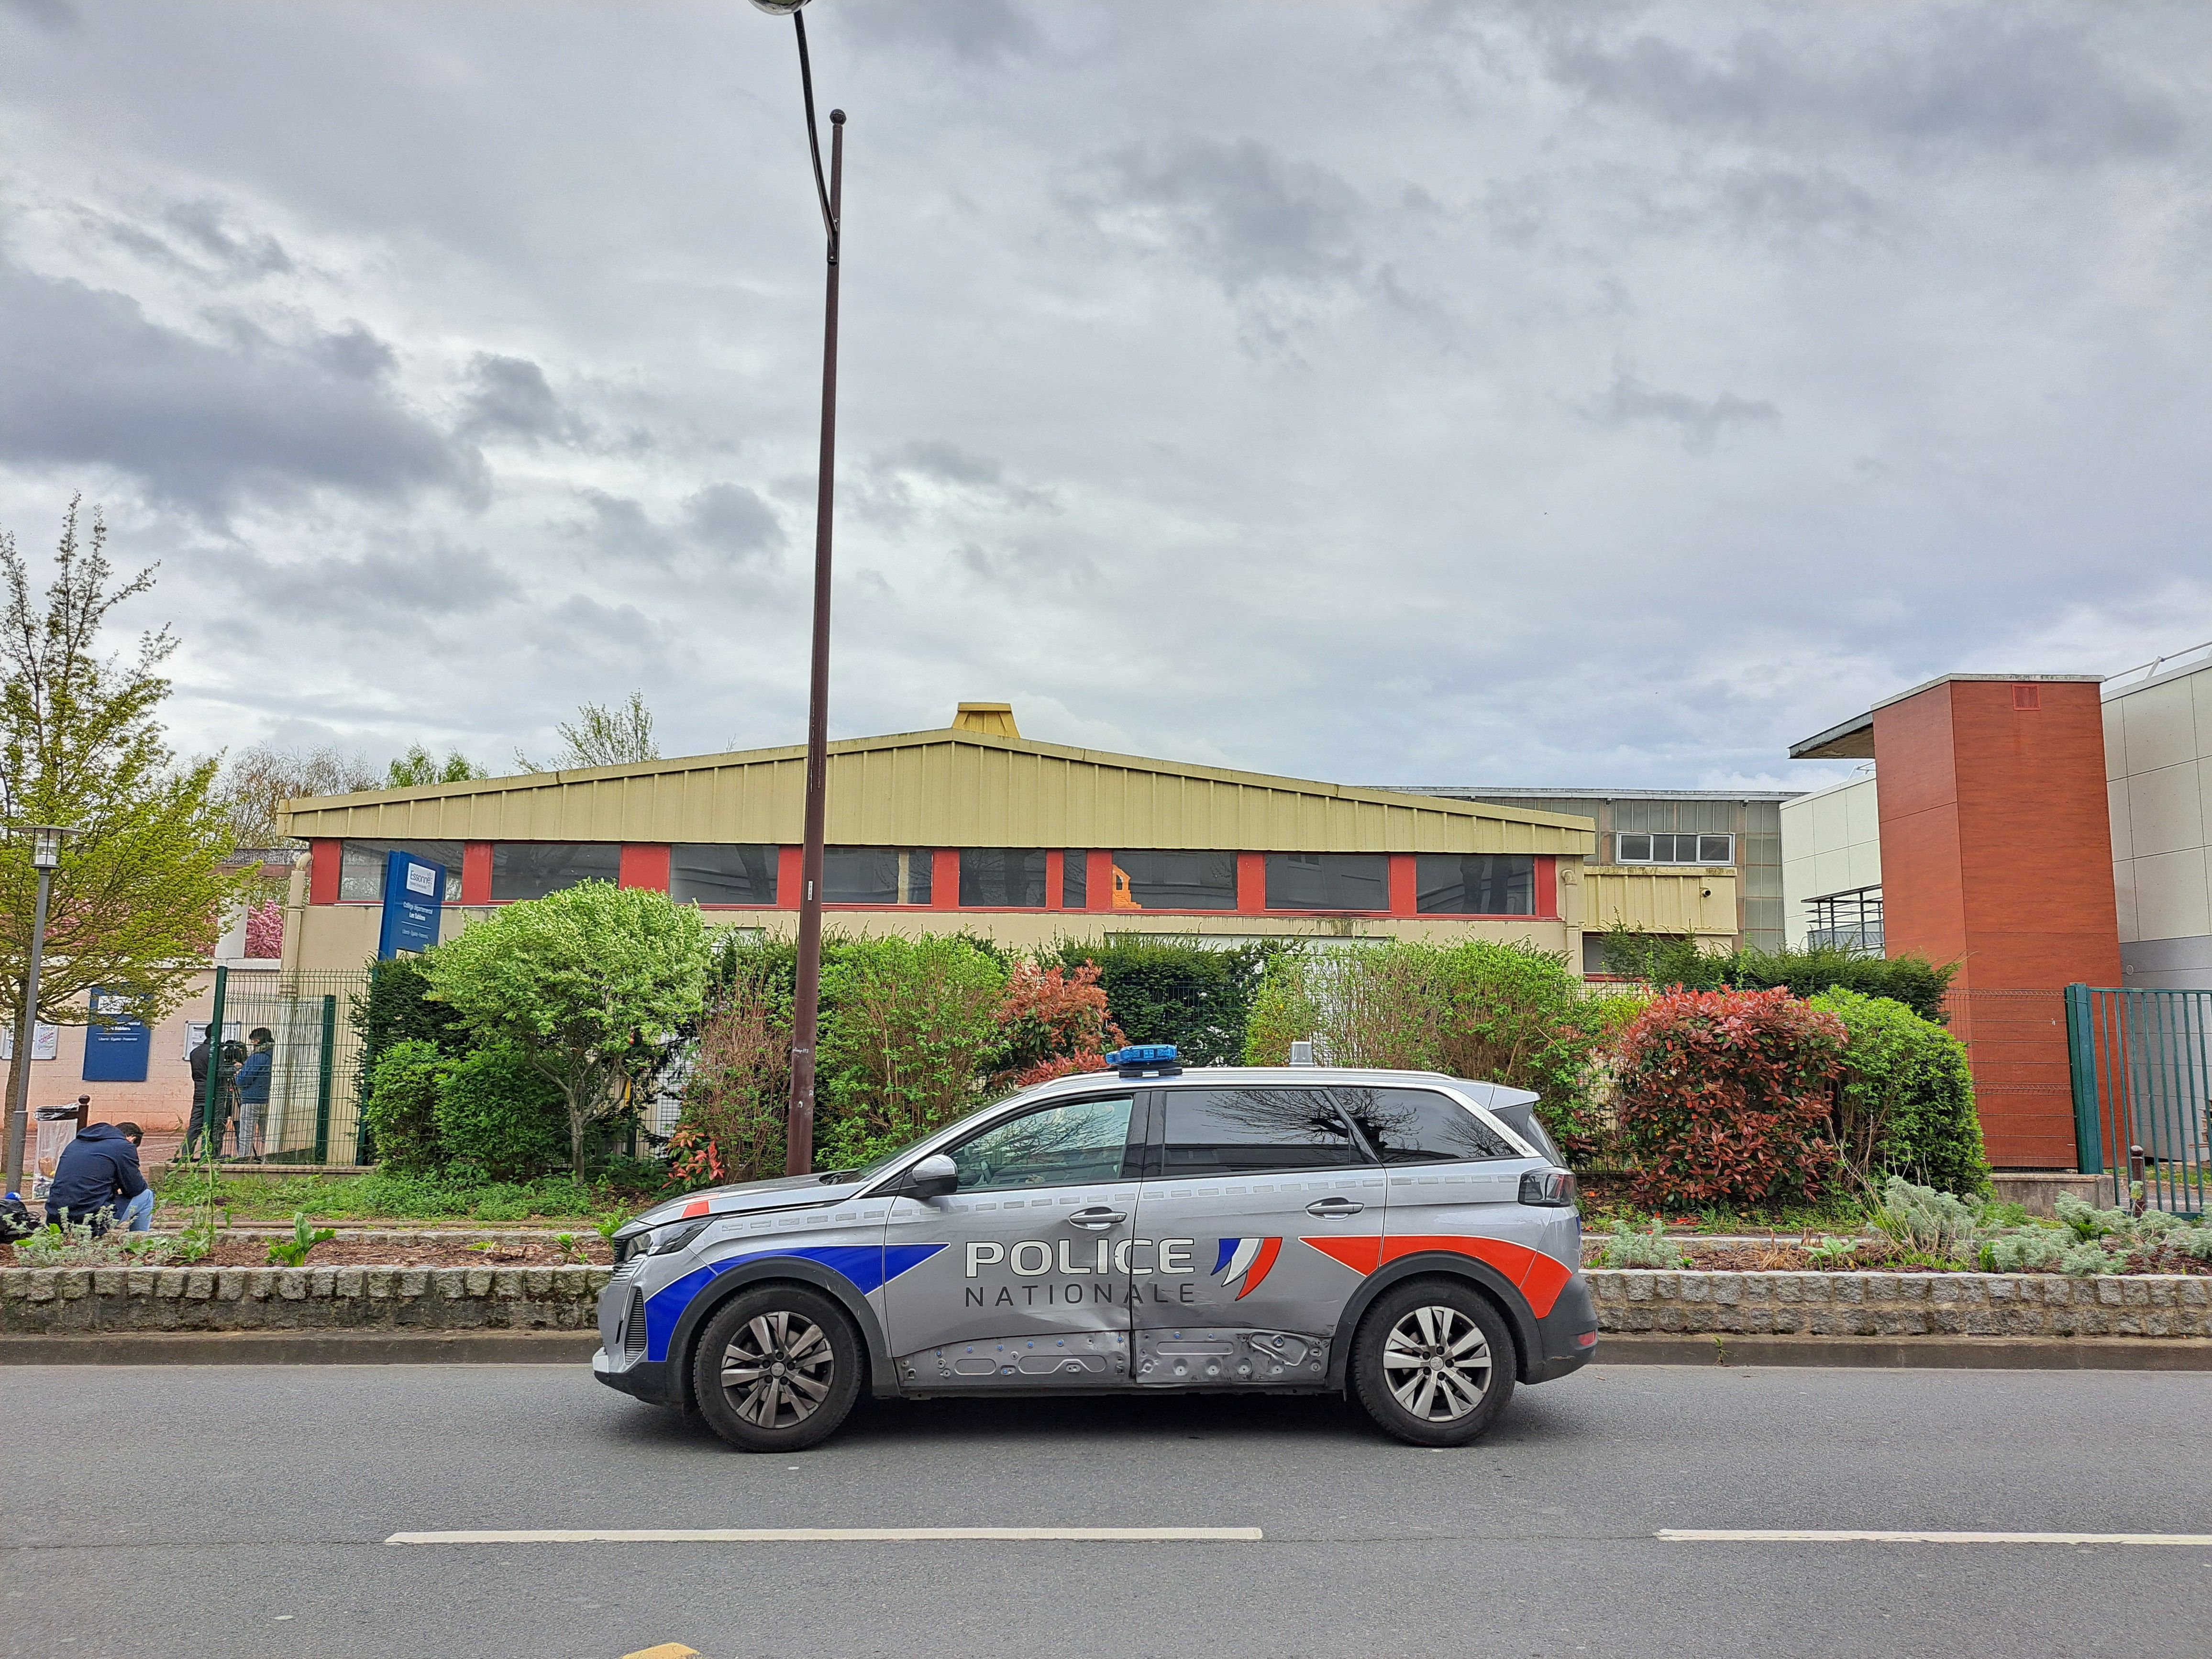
[1350,1278,1515,1447]
[692,1283,862,1452]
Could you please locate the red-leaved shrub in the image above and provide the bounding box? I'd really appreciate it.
[990,962,1122,1091]
[1614,986,1847,1211]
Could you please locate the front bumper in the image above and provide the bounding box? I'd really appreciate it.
[593,1346,684,1407]
[1525,1272,1599,1383]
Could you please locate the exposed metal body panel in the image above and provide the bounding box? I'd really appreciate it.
[277,728,1596,856]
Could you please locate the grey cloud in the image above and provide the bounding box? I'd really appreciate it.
[853,441,1056,527]
[1544,15,2185,164]
[1074,136,1365,296]
[845,0,1040,64]
[1713,167,1887,243]
[161,199,294,278]
[573,489,676,565]
[0,0,75,31]
[458,353,580,443]
[1590,372,1780,452]
[312,323,399,382]
[0,259,474,512]
[225,542,519,619]
[684,484,785,563]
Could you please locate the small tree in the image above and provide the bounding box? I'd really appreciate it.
[387,744,489,788]
[1614,986,1848,1212]
[425,883,710,1176]
[517,691,659,772]
[0,499,259,1131]
[215,741,378,848]
[670,937,795,1187]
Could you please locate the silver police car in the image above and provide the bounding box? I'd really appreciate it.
[595,1047,1596,1450]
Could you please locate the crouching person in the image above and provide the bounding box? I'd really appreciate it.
[47,1121,153,1235]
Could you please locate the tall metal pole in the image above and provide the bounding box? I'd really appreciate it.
[3,866,56,1192]
[784,11,843,1177]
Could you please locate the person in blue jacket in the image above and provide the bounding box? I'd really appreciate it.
[46,1121,152,1234]
[233,1028,274,1162]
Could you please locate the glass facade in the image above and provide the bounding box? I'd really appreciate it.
[821,847,933,906]
[340,840,464,902]
[1415,854,1536,915]
[1110,850,1238,911]
[671,844,778,906]
[491,843,620,901]
[1264,852,1387,911]
[960,849,1047,908]
[1061,850,1089,910]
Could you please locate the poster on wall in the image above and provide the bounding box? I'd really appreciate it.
[184,1022,243,1057]
[0,1023,59,1062]
[82,988,153,1083]
[377,850,446,959]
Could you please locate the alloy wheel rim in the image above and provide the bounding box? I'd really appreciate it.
[1381,1305,1491,1422]
[721,1310,834,1428]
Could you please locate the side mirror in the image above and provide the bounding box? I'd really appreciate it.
[906,1153,958,1200]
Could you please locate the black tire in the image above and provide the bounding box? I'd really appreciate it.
[691,1283,863,1453]
[1350,1278,1516,1448]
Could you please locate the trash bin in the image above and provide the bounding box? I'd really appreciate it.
[29,1105,79,1202]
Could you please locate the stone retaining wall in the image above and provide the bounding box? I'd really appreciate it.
[1591,1270,2212,1339]
[0,1264,613,1335]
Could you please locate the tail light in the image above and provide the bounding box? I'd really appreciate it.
[1518,1168,1578,1207]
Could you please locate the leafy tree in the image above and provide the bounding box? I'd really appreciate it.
[0,498,258,1140]
[517,690,659,772]
[215,742,378,847]
[424,882,710,1175]
[387,744,489,788]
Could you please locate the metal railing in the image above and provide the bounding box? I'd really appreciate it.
[2067,985,2212,1217]
[199,965,373,1165]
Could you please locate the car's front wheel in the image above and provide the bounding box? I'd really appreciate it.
[692,1283,863,1452]
[1350,1279,1515,1447]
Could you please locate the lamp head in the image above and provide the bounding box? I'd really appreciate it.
[16,825,77,870]
[749,0,810,13]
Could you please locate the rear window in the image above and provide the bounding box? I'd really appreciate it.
[1331,1087,1516,1164]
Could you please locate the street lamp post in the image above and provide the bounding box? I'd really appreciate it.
[4,825,80,1194]
[751,0,843,1176]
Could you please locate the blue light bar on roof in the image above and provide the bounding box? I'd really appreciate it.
[1106,1043,1181,1076]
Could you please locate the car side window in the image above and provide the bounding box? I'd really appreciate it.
[946,1095,1136,1193]
[1334,1087,1518,1164]
[1155,1088,1367,1178]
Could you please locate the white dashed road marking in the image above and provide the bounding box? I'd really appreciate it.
[385,1526,1262,1545]
[1659,1530,2212,1547]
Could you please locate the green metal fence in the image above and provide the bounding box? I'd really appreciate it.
[200,965,373,1165]
[2067,984,2212,1216]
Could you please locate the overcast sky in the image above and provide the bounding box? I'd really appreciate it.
[2,0,2207,796]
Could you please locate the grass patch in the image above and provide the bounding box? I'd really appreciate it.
[152,1164,671,1228]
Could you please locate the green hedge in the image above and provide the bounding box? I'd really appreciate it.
[1600,933,1956,1024]
[1046,938,1278,1067]
[1811,987,1989,1196]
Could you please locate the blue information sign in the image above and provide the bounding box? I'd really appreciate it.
[376,850,448,959]
[82,987,152,1083]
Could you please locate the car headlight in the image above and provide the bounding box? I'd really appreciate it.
[647,1218,712,1256]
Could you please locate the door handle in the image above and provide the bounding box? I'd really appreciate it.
[1305,1197,1365,1218]
[1068,1207,1127,1230]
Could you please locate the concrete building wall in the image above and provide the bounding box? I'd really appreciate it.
[1780,770,1882,948]
[2104,642,2212,990]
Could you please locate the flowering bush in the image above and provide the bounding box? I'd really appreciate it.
[1614,987,1847,1211]
[243,899,284,959]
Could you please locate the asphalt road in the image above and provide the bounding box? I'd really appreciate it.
[9,1361,2212,1659]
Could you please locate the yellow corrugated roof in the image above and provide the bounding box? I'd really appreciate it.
[276,727,1596,855]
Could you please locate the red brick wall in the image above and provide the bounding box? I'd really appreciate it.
[1873,679,2120,1168]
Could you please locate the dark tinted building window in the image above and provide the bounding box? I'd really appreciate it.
[1061,850,1089,909]
[671,844,778,906]
[1334,1087,1516,1163]
[1265,852,1388,911]
[1416,854,1536,916]
[1157,1088,1366,1177]
[959,849,1046,907]
[1111,851,1238,911]
[340,841,463,902]
[820,847,932,905]
[491,843,619,901]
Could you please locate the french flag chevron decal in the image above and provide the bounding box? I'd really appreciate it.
[1213,1237,1283,1300]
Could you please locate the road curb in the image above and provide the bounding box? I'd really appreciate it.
[0,1330,598,1365]
[1597,1333,2212,1371]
